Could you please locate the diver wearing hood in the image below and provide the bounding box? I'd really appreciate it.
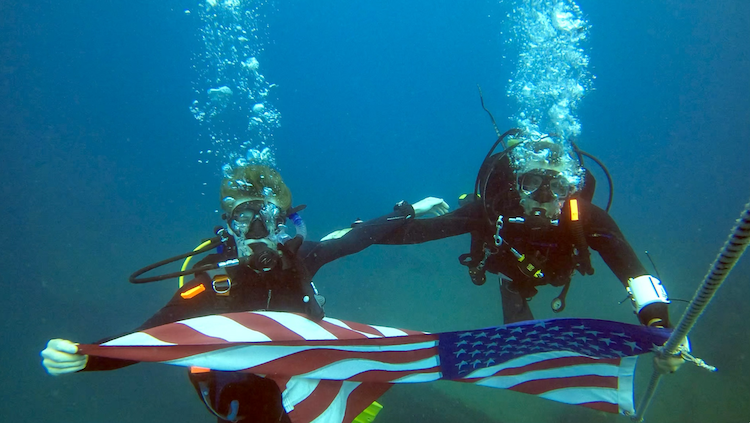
[40,163,448,423]
[378,130,673,332]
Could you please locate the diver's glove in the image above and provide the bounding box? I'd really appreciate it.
[653,337,690,374]
[41,338,88,375]
[412,197,449,217]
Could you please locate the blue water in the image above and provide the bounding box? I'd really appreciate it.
[1,0,748,422]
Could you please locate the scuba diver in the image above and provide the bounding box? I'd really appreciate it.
[40,163,448,423]
[374,129,687,371]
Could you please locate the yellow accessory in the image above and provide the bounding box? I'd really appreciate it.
[179,239,214,288]
[353,401,383,423]
[570,198,579,221]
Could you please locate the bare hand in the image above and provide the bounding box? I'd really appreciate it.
[413,197,450,217]
[41,339,88,376]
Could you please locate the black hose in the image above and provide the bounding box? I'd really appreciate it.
[129,237,223,284]
[579,151,613,212]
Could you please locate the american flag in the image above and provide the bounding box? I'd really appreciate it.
[78,311,670,423]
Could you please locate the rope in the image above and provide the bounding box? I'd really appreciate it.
[665,200,750,353]
[632,198,750,422]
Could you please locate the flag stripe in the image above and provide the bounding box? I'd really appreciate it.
[288,379,345,423]
[493,356,621,377]
[472,362,623,390]
[538,387,623,413]
[324,318,387,338]
[175,315,273,343]
[226,312,312,341]
[511,374,617,394]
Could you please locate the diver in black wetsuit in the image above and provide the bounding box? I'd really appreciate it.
[378,130,674,330]
[40,163,446,423]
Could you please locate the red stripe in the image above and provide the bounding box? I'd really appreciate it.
[578,400,619,414]
[77,344,230,362]
[342,383,392,423]
[286,380,343,423]
[142,321,230,345]
[491,356,620,377]
[245,346,439,378]
[509,374,618,394]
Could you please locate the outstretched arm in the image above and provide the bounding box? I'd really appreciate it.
[584,204,672,326]
[377,199,486,245]
[301,201,419,273]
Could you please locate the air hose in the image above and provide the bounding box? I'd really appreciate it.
[129,236,224,284]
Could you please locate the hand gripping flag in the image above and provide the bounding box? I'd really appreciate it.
[78,312,670,423]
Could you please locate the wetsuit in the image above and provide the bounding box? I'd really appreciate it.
[378,198,670,327]
[83,202,416,423]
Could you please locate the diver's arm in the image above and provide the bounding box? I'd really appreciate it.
[377,200,486,245]
[300,201,420,272]
[584,204,648,283]
[584,203,671,327]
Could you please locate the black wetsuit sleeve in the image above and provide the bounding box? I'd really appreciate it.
[583,204,670,326]
[300,202,419,275]
[583,203,648,286]
[376,201,487,245]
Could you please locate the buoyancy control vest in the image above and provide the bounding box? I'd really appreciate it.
[458,163,598,312]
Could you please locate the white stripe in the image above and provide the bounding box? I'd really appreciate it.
[370,325,409,337]
[162,341,439,372]
[391,372,442,383]
[310,381,360,423]
[464,350,582,378]
[102,332,175,347]
[539,386,618,406]
[474,362,621,389]
[255,311,339,340]
[301,356,440,380]
[281,377,321,413]
[617,356,637,414]
[179,315,272,342]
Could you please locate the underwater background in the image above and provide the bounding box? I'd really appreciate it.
[1,0,749,422]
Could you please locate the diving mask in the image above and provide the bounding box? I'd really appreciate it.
[517,169,575,219]
[517,169,575,199]
[229,200,285,239]
[227,200,288,272]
